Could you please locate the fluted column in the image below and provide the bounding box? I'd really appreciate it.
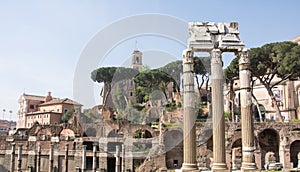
[17,144,22,172]
[122,144,125,172]
[93,144,97,172]
[82,145,87,172]
[65,144,69,172]
[239,49,257,171]
[10,143,15,172]
[49,143,54,172]
[181,49,198,171]
[36,143,41,172]
[115,145,121,172]
[211,49,227,171]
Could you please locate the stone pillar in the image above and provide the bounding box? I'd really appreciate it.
[115,145,121,172]
[93,144,97,172]
[10,143,15,172]
[82,145,87,172]
[181,49,198,171]
[65,144,69,172]
[211,49,227,171]
[36,143,41,172]
[17,144,22,172]
[122,144,125,172]
[49,143,54,172]
[238,49,257,171]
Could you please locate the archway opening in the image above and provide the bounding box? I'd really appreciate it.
[107,130,123,138]
[231,138,242,170]
[290,140,300,168]
[133,129,152,138]
[258,129,279,168]
[164,130,183,169]
[253,104,266,122]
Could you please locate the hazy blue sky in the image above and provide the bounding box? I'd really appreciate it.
[0,1,299,120]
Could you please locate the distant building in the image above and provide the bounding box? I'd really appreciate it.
[0,120,16,136]
[17,92,82,129]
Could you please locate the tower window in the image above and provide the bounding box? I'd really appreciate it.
[135,56,139,63]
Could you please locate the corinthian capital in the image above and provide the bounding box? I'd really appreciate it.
[210,49,222,64]
[182,48,194,64]
[238,48,250,65]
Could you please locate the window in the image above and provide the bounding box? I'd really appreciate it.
[29,105,34,109]
[64,108,68,114]
[135,56,139,63]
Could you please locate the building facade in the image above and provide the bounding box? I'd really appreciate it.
[17,92,82,129]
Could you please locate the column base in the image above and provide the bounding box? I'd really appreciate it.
[212,163,228,172]
[241,162,257,171]
[181,163,198,171]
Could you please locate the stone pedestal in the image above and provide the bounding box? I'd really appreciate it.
[238,49,257,171]
[181,49,198,171]
[211,49,227,171]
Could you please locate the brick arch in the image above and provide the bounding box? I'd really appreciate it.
[258,128,280,168]
[290,140,300,168]
[127,124,157,138]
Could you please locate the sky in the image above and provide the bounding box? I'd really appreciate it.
[0,1,299,121]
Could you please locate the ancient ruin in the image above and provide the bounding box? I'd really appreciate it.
[182,22,256,171]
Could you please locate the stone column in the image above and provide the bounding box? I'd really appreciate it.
[181,49,198,171]
[238,49,257,171]
[36,143,41,172]
[122,144,125,172]
[211,49,227,171]
[115,145,121,172]
[93,144,97,172]
[49,143,54,172]
[17,144,22,172]
[82,145,87,172]
[10,143,15,172]
[65,144,69,172]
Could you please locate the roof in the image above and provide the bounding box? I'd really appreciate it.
[291,35,300,45]
[25,111,61,116]
[39,98,82,106]
[22,94,47,102]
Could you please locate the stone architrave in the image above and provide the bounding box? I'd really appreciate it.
[238,49,257,171]
[181,49,198,171]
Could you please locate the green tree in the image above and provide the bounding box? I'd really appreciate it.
[133,69,175,103]
[61,108,75,123]
[160,60,182,93]
[91,67,138,107]
[194,56,211,101]
[249,41,300,122]
[224,57,239,122]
